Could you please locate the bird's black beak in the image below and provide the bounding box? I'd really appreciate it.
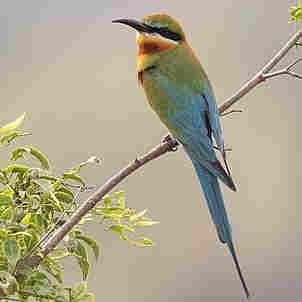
[112,19,155,34]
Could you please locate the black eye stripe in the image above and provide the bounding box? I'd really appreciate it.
[157,27,182,41]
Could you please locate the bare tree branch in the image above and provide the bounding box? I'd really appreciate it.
[22,27,302,269]
[218,28,302,113]
[263,58,302,80]
[220,110,243,117]
[287,70,302,79]
[287,57,302,70]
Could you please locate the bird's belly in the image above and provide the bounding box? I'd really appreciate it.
[141,69,217,162]
[141,71,187,135]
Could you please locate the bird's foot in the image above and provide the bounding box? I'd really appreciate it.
[213,145,232,152]
[162,134,179,152]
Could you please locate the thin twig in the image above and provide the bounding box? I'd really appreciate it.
[287,57,302,69]
[263,57,302,80]
[220,110,243,117]
[218,28,302,113]
[287,71,302,79]
[262,70,288,79]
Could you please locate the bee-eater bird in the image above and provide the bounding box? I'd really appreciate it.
[113,13,250,298]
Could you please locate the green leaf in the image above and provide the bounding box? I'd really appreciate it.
[108,224,124,237]
[72,281,87,300]
[0,271,18,296]
[0,113,26,134]
[1,186,14,197]
[140,237,154,246]
[0,228,8,240]
[0,172,8,185]
[117,196,125,209]
[76,235,100,261]
[74,241,90,280]
[24,229,40,249]
[74,241,88,261]
[32,213,48,232]
[102,207,126,215]
[30,147,50,170]
[0,194,13,207]
[10,147,29,161]
[129,209,147,223]
[24,271,55,297]
[10,146,50,170]
[63,172,86,186]
[0,206,13,220]
[56,186,74,199]
[290,2,302,21]
[55,191,74,203]
[2,238,21,269]
[0,263,9,272]
[108,224,135,239]
[34,179,64,212]
[84,293,94,302]
[39,175,59,182]
[3,164,30,174]
[120,224,135,232]
[0,131,31,146]
[103,195,111,207]
[41,256,63,284]
[134,220,160,227]
[129,237,154,247]
[20,213,32,225]
[10,231,32,238]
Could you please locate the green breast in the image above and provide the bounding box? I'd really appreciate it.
[140,44,209,133]
[142,69,179,125]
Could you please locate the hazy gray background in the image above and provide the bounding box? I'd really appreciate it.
[2,1,302,301]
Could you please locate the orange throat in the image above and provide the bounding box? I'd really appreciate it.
[138,40,173,55]
[136,35,176,72]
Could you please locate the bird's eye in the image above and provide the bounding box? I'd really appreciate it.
[158,27,171,36]
[158,27,181,41]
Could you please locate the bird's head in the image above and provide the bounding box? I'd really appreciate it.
[113,13,186,61]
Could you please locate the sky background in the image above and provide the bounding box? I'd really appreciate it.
[2,1,302,301]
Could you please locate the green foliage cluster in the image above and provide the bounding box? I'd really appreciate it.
[0,114,158,302]
[290,2,302,22]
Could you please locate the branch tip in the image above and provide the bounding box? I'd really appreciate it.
[220,110,243,117]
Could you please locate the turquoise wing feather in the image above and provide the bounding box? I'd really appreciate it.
[140,51,249,299]
[148,72,235,190]
[148,74,249,297]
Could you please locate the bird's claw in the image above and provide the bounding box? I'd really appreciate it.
[162,134,179,152]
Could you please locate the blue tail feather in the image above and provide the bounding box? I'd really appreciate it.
[190,157,250,299]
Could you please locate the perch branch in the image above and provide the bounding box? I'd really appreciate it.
[218,28,302,113]
[42,138,178,257]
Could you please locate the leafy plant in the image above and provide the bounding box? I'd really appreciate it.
[0,114,158,302]
[290,1,302,22]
